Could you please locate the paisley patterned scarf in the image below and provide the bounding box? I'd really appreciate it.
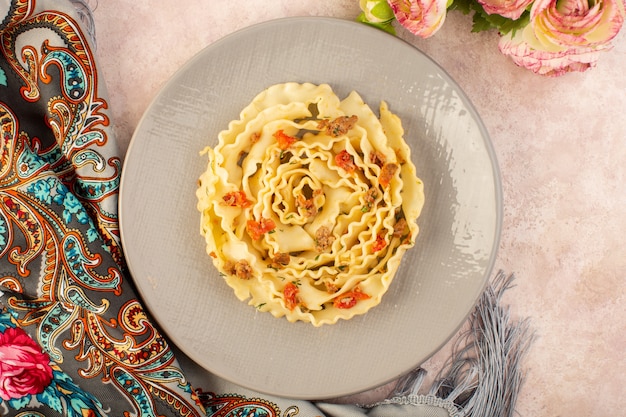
[0,1,532,416]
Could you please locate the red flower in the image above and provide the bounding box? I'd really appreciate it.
[0,327,54,401]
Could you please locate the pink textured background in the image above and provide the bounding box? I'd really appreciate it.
[93,1,626,415]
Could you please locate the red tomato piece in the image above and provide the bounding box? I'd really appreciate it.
[246,217,276,240]
[335,150,356,173]
[222,190,251,207]
[373,233,387,252]
[379,163,398,188]
[333,287,370,309]
[283,282,299,311]
[273,130,297,150]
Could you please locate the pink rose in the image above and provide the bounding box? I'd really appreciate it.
[0,327,54,401]
[498,0,625,76]
[531,0,625,47]
[387,0,448,38]
[477,0,534,19]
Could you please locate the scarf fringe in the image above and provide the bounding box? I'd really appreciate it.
[69,0,98,46]
[377,271,534,417]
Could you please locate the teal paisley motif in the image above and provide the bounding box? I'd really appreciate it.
[113,367,155,417]
[41,41,88,103]
[73,142,106,171]
[62,233,121,292]
[64,283,109,313]
[75,131,106,150]
[38,301,76,362]
[73,159,121,202]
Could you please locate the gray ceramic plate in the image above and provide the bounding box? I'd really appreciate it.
[119,17,501,400]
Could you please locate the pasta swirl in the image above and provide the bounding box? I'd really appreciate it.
[196,83,424,326]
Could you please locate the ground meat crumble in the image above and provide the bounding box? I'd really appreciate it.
[317,115,358,137]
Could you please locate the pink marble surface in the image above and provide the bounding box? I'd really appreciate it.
[93,1,626,415]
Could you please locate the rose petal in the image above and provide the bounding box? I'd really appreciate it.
[498,26,605,76]
[477,0,534,20]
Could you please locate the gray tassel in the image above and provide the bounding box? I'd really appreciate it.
[376,271,534,417]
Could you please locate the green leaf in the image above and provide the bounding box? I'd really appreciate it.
[501,11,530,35]
[0,68,6,87]
[449,0,473,14]
[471,11,495,32]
[449,0,530,34]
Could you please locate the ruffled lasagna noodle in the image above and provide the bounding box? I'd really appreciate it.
[196,83,424,326]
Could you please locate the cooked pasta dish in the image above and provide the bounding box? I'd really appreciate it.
[196,82,424,326]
